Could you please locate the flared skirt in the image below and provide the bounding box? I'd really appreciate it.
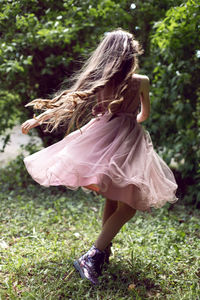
[24,113,178,211]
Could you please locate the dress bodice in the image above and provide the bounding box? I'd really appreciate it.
[94,75,141,118]
[118,76,141,116]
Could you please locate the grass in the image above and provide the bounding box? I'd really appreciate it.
[0,159,200,299]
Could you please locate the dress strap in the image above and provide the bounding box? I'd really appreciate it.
[108,111,137,122]
[115,112,136,118]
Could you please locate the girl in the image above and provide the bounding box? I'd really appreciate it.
[21,29,178,285]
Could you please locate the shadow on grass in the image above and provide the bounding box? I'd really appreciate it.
[15,253,161,299]
[101,259,161,297]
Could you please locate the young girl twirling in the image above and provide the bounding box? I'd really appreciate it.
[21,29,178,285]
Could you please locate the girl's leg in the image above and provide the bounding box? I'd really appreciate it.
[95,201,136,251]
[102,198,118,263]
[102,198,118,226]
[73,201,136,285]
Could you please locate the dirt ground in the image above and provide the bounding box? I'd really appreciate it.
[0,125,42,168]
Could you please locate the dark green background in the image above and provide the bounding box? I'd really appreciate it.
[0,0,199,205]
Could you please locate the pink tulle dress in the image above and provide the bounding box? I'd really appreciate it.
[24,76,178,211]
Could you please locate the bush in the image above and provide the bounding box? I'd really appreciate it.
[148,0,200,205]
[0,90,21,151]
[0,0,132,146]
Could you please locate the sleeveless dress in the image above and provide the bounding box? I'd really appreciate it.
[24,76,178,212]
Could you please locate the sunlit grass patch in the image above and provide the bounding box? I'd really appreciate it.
[0,177,200,299]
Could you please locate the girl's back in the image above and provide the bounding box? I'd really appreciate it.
[96,74,149,119]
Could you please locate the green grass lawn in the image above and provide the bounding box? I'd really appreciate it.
[0,163,200,299]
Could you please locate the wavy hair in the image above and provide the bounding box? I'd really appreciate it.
[26,29,143,134]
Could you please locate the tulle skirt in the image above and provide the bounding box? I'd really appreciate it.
[24,113,178,211]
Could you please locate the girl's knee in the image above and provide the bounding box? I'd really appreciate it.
[117,202,136,218]
[106,198,118,208]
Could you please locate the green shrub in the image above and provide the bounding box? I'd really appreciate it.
[0,90,21,151]
[148,0,200,205]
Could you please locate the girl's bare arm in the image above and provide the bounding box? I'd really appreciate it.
[21,109,52,134]
[137,75,150,123]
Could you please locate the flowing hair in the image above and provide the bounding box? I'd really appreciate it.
[26,29,143,134]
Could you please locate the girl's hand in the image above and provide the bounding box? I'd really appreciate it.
[21,118,40,134]
[136,112,144,123]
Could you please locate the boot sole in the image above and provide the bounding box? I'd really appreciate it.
[73,260,98,285]
[73,260,87,280]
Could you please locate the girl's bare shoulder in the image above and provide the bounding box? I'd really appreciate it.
[132,73,149,82]
[132,74,150,92]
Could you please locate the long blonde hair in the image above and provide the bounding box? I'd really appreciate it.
[26,29,143,133]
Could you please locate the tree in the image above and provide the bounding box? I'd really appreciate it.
[148,0,200,205]
[0,0,182,146]
[1,0,198,204]
[0,0,132,145]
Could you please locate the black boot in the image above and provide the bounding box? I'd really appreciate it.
[73,245,105,285]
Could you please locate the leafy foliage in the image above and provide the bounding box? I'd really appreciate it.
[147,0,200,205]
[0,0,199,204]
[0,0,133,145]
[0,0,182,143]
[0,91,21,151]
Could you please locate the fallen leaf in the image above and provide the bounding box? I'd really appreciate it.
[128,283,136,290]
